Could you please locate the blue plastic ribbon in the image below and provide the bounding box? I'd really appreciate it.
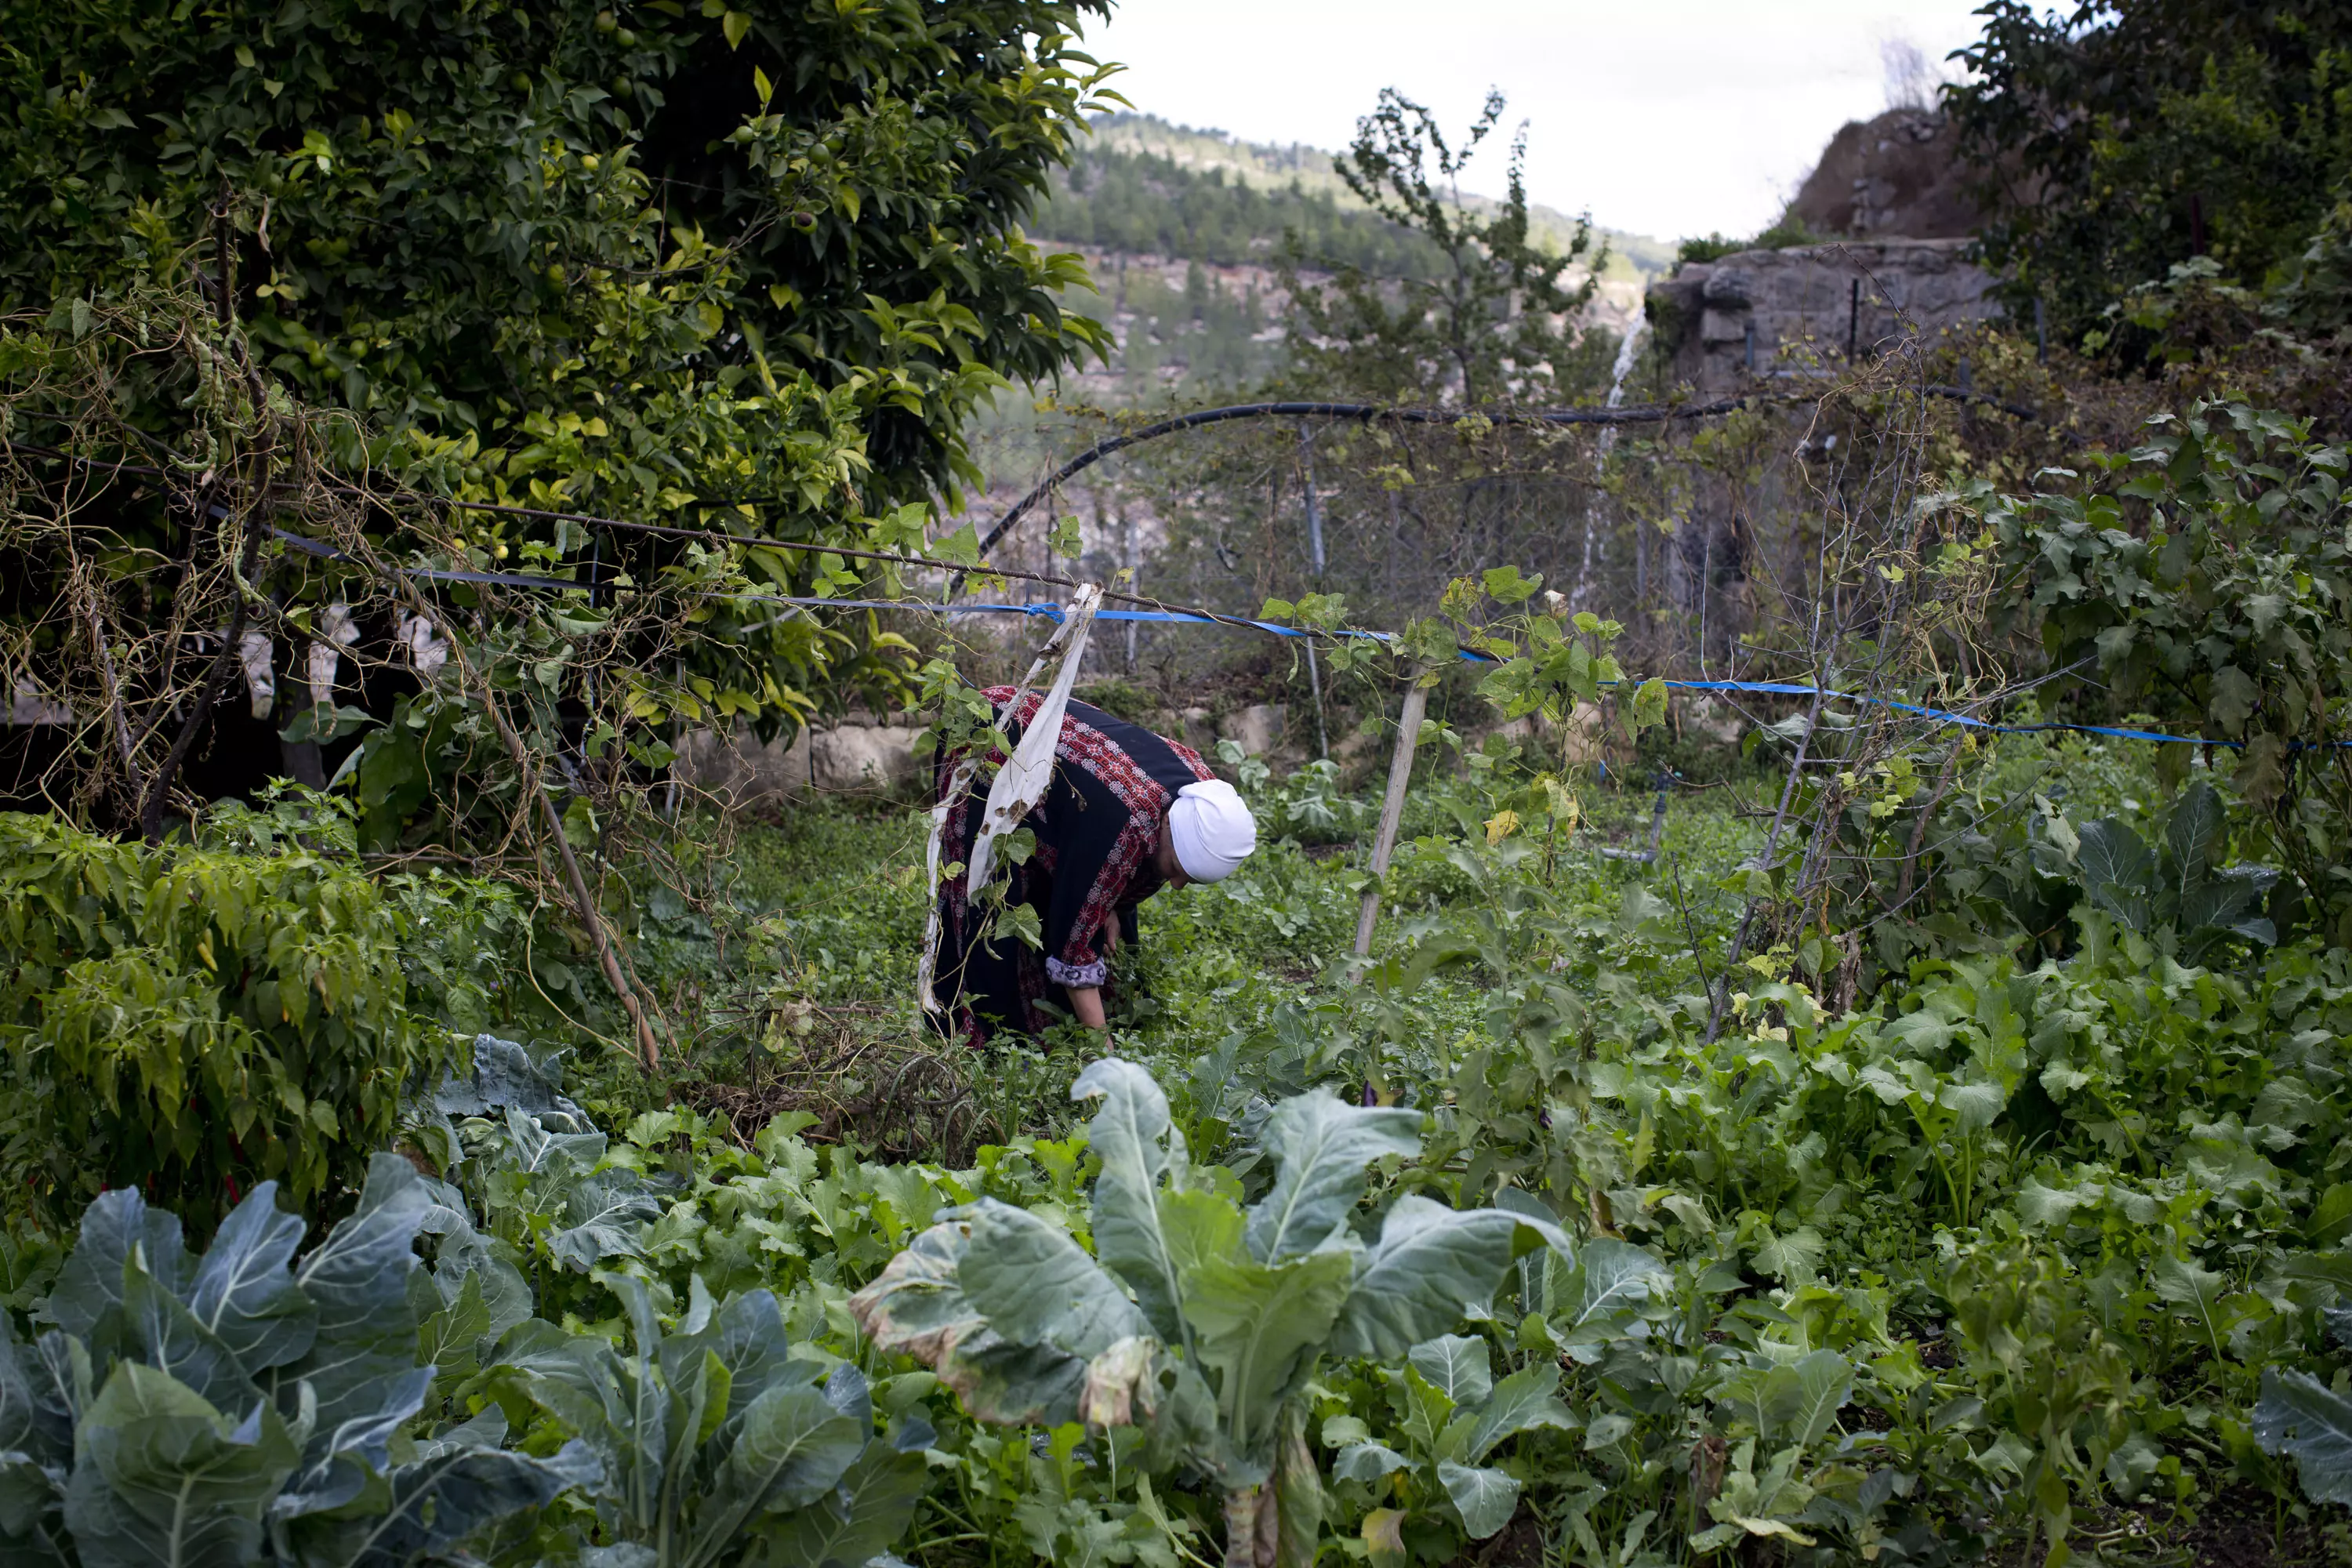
[263,543,2343,752]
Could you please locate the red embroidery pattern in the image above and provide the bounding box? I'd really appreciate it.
[933,689,1212,1042]
[985,688,1211,973]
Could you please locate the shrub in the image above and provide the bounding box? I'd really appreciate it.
[0,810,453,1232]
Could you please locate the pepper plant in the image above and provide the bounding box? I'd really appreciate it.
[0,808,452,1232]
[849,1058,1566,1568]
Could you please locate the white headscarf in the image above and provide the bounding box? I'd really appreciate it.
[1168,779,1257,883]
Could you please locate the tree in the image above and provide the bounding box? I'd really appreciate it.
[1276,89,1610,407]
[0,0,1116,516]
[0,0,1121,800]
[1949,0,2352,350]
[1988,401,2352,947]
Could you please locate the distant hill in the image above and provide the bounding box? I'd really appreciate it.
[1033,114,1678,283]
[1033,138,1448,278]
[989,113,1667,411]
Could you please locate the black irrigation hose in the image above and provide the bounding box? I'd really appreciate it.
[964,385,2041,569]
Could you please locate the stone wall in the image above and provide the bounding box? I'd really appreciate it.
[1646,238,2000,395]
[676,699,1301,815]
[678,713,924,812]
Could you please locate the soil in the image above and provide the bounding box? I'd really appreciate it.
[2062,1484,2347,1568]
[1454,1507,1545,1568]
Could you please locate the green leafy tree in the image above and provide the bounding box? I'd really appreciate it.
[1987,401,2352,945]
[1277,89,1610,406]
[0,0,1116,514]
[850,1058,1571,1568]
[1950,0,2352,348]
[0,0,1120,789]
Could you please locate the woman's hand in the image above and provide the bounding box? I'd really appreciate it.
[1069,986,1109,1031]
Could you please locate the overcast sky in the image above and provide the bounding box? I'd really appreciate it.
[1081,0,1991,242]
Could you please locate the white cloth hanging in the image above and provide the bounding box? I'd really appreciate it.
[8,677,71,726]
[398,611,449,678]
[965,585,1102,895]
[307,601,359,710]
[238,630,275,719]
[916,585,1102,1014]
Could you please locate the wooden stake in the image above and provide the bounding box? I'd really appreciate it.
[1353,673,1429,956]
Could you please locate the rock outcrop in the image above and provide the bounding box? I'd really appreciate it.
[1785,108,1982,242]
[1646,238,2000,395]
[1646,105,2004,396]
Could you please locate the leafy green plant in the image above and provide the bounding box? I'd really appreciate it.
[851,1058,1566,1568]
[1321,1332,1573,1555]
[0,1156,589,1566]
[0,810,454,1230]
[492,1275,927,1568]
[2254,1308,2352,1507]
[2067,781,2278,959]
[677,763,2352,1562]
[1947,1232,2143,1567]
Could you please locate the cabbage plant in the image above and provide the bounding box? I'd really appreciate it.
[850,1058,1563,1568]
[0,1153,590,1566]
[2067,781,2278,959]
[2254,1307,2352,1506]
[495,1274,928,1568]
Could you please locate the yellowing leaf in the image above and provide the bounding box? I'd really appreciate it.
[721,9,750,49]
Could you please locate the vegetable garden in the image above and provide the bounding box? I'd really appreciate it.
[2,1,2352,1565]
[5,655,2350,1565]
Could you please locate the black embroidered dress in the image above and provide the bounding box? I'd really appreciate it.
[931,686,1214,1044]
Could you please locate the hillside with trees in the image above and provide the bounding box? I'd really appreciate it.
[992,113,1667,401]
